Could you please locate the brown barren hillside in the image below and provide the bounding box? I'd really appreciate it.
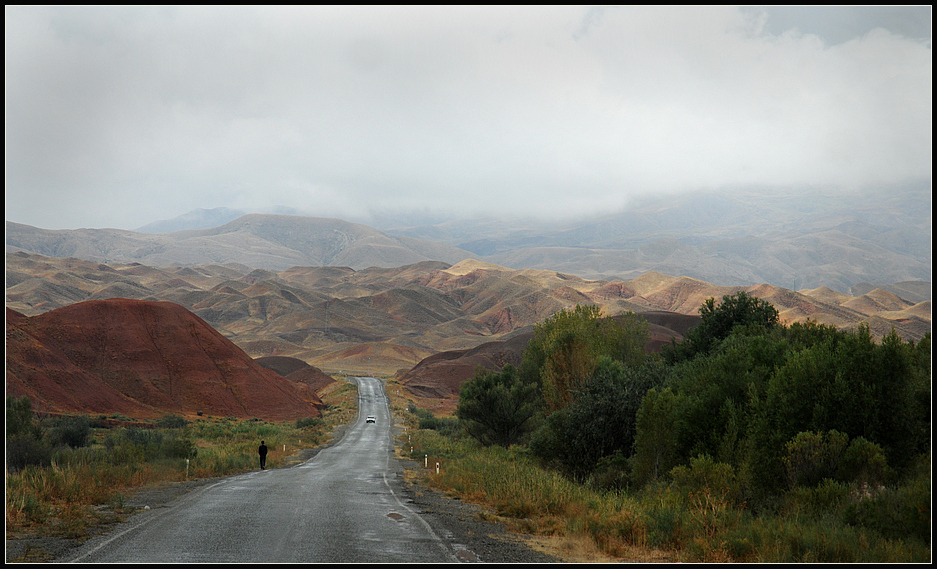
[255,355,336,392]
[399,332,535,399]
[5,300,323,421]
[398,311,703,399]
[6,252,930,382]
[841,289,914,316]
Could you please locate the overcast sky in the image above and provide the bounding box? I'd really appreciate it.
[5,6,932,230]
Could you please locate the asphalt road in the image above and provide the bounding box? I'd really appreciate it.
[61,377,461,563]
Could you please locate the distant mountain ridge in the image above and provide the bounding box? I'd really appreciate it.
[135,207,247,233]
[387,187,932,292]
[9,185,929,293]
[6,214,475,272]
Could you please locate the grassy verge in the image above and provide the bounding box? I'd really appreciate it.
[401,422,930,563]
[5,377,359,549]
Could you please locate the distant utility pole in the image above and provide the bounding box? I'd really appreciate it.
[325,298,330,339]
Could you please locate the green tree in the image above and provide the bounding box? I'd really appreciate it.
[665,291,779,363]
[456,365,540,447]
[750,324,928,492]
[663,329,790,468]
[530,357,669,479]
[522,305,649,412]
[632,387,682,485]
[5,396,51,471]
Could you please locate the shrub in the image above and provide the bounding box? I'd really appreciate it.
[589,451,632,491]
[782,478,852,518]
[156,414,189,429]
[838,437,890,487]
[670,454,738,495]
[52,415,92,449]
[5,397,52,471]
[6,433,52,472]
[783,430,848,488]
[843,471,930,543]
[160,435,198,459]
[295,417,323,429]
[645,504,685,548]
[6,396,38,438]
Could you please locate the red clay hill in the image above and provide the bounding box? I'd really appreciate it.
[398,310,703,399]
[6,299,323,421]
[254,355,336,393]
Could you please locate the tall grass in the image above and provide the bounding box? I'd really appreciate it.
[5,417,306,537]
[6,379,358,542]
[405,428,930,563]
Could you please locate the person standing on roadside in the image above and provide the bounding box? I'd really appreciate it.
[258,440,268,470]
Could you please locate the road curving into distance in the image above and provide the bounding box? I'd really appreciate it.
[62,377,462,563]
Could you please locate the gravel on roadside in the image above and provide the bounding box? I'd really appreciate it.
[396,467,561,563]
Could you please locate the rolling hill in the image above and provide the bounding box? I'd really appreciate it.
[6,299,324,421]
[397,310,704,399]
[7,253,929,388]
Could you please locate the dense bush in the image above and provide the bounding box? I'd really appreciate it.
[51,415,92,449]
[453,295,931,554]
[6,397,52,472]
[295,416,324,429]
[156,413,189,429]
[104,427,197,461]
[456,365,540,447]
[842,457,930,543]
[6,433,53,472]
[530,357,668,479]
[782,430,849,489]
[408,404,461,437]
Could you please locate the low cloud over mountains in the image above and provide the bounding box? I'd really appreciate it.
[8,186,929,294]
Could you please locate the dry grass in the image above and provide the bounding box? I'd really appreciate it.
[6,376,359,545]
[401,427,931,564]
[523,533,676,563]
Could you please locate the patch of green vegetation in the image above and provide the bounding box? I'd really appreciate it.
[408,293,931,562]
[5,377,360,543]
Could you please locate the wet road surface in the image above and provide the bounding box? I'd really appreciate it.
[62,377,461,563]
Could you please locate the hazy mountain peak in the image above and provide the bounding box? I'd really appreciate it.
[135,207,246,233]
